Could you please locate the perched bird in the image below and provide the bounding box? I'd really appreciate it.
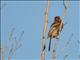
[48,16,63,51]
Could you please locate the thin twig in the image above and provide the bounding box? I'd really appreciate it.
[64,54,69,59]
[8,29,24,60]
[8,28,15,49]
[63,0,67,9]
[61,33,73,60]
[62,0,71,21]
[8,48,14,60]
[52,39,59,60]
[1,46,5,60]
[9,28,15,41]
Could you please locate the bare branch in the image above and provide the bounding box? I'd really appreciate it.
[63,0,67,9]
[42,0,50,60]
[61,33,74,59]
[8,48,14,60]
[7,28,15,49]
[52,39,59,60]
[0,45,5,60]
[64,54,69,59]
[17,31,24,44]
[62,0,71,21]
[9,28,15,41]
[8,29,24,60]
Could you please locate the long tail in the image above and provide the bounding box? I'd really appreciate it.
[48,38,51,51]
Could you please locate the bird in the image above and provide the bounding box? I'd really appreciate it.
[48,16,63,51]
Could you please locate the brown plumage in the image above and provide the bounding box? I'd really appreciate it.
[48,16,63,51]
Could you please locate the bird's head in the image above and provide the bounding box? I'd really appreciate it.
[55,16,60,21]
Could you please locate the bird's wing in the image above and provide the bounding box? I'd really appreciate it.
[48,25,57,38]
[50,22,60,28]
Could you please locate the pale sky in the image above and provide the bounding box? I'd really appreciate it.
[1,1,79,60]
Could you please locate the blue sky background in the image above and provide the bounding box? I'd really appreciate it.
[1,1,80,60]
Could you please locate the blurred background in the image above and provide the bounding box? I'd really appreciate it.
[1,1,80,60]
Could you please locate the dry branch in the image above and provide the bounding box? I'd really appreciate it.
[62,33,73,50]
[42,0,50,60]
[51,1,71,60]
[8,28,24,60]
[52,39,59,60]
[1,46,5,60]
[62,0,71,21]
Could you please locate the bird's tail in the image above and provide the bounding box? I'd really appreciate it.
[48,38,51,51]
